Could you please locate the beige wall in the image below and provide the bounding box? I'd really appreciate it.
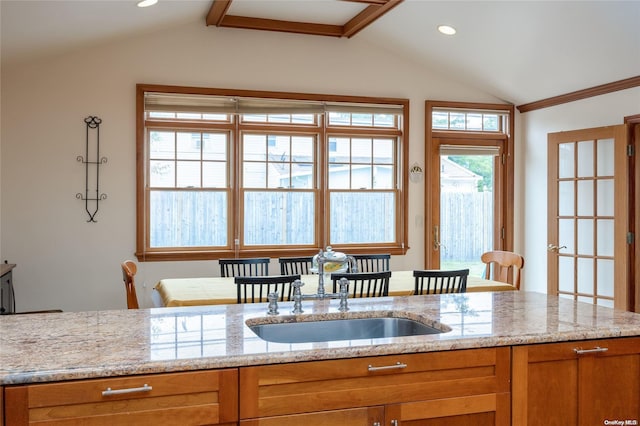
[1,23,502,311]
[518,87,640,293]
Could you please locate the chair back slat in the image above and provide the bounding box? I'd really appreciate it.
[330,271,392,298]
[278,256,313,275]
[350,254,391,273]
[219,258,270,277]
[480,250,524,290]
[413,269,469,295]
[234,275,300,303]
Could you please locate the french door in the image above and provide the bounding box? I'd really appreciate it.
[547,125,631,310]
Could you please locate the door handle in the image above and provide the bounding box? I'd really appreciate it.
[433,226,445,251]
[547,244,567,252]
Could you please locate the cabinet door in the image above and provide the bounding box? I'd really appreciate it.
[240,347,510,420]
[512,337,640,426]
[4,369,238,426]
[385,392,510,426]
[240,406,384,426]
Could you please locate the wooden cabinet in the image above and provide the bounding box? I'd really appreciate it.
[239,347,511,425]
[512,337,640,426]
[4,369,238,426]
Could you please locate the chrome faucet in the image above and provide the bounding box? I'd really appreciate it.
[291,277,350,314]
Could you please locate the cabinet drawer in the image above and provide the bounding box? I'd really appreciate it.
[240,347,510,419]
[5,369,238,426]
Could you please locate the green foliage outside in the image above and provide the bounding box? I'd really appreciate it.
[448,155,493,192]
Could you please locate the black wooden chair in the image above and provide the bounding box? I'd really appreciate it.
[278,256,313,275]
[330,271,392,298]
[219,258,270,277]
[413,269,469,294]
[350,254,391,272]
[234,274,300,303]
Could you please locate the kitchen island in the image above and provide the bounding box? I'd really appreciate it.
[2,291,639,425]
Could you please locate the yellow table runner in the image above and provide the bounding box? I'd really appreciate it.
[154,271,514,308]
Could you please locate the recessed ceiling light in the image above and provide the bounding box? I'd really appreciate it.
[137,0,158,7]
[437,25,456,36]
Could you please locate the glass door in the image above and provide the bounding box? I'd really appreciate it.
[438,148,499,277]
[548,125,630,309]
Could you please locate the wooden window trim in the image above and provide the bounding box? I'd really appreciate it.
[136,84,409,261]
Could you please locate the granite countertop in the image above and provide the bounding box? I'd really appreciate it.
[2,291,640,385]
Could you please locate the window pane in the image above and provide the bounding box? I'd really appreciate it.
[352,138,372,163]
[244,134,266,161]
[243,162,267,188]
[150,160,175,187]
[177,132,201,160]
[373,139,394,164]
[291,136,313,162]
[329,164,349,189]
[373,114,394,127]
[432,111,449,129]
[328,112,349,126]
[203,162,226,187]
[466,113,483,130]
[352,113,373,126]
[373,165,393,189]
[244,191,315,245]
[328,137,350,163]
[176,161,200,187]
[330,192,395,243]
[150,131,175,159]
[269,163,290,188]
[202,133,226,161]
[483,115,499,131]
[150,190,227,247]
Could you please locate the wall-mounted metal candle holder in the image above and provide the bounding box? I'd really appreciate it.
[76,116,107,222]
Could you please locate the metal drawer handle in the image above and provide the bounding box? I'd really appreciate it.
[573,346,609,355]
[102,383,152,396]
[367,361,407,372]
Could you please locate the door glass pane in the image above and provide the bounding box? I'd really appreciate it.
[558,219,575,253]
[577,258,594,295]
[596,138,614,176]
[558,143,575,178]
[597,259,614,297]
[558,181,574,216]
[577,219,593,256]
[558,256,574,293]
[576,180,593,216]
[596,219,614,256]
[596,179,614,216]
[577,141,594,177]
[440,154,494,276]
[597,299,614,308]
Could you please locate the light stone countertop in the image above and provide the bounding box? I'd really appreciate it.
[2,291,640,385]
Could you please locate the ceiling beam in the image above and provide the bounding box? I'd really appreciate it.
[218,15,344,38]
[517,75,640,113]
[206,0,231,26]
[206,0,403,38]
[343,0,403,38]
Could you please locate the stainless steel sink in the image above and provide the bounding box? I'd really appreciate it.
[247,316,448,343]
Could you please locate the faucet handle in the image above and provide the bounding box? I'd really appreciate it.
[292,279,304,315]
[338,277,349,312]
[267,292,279,315]
[292,279,304,292]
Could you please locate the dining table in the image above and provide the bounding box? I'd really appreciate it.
[152,270,515,308]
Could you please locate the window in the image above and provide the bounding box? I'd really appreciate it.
[136,85,409,261]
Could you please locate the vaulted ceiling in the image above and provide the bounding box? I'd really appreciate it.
[2,0,639,108]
